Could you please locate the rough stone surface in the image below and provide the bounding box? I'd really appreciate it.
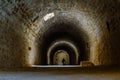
[0,0,120,67]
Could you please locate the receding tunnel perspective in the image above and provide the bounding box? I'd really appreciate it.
[37,22,90,66]
[0,0,120,68]
[47,40,79,65]
[1,0,120,80]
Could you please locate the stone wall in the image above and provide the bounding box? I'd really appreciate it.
[0,0,120,67]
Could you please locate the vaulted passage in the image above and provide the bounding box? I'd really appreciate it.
[0,0,120,68]
[39,22,89,65]
[53,50,70,65]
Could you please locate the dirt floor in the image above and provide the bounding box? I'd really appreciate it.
[0,66,120,80]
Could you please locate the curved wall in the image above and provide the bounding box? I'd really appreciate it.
[0,0,120,67]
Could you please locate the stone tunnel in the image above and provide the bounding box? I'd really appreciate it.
[0,0,120,68]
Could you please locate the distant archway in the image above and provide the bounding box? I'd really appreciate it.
[47,40,79,65]
[39,21,89,65]
[53,50,70,65]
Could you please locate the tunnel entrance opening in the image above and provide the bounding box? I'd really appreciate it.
[38,22,89,66]
[53,50,70,65]
[48,40,78,65]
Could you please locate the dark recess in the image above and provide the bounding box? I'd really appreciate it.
[39,22,89,65]
[106,21,110,33]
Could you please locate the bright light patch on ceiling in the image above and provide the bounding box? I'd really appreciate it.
[44,12,55,21]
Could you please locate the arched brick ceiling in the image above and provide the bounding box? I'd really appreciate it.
[0,0,120,67]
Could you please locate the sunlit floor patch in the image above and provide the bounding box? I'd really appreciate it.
[31,65,82,67]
